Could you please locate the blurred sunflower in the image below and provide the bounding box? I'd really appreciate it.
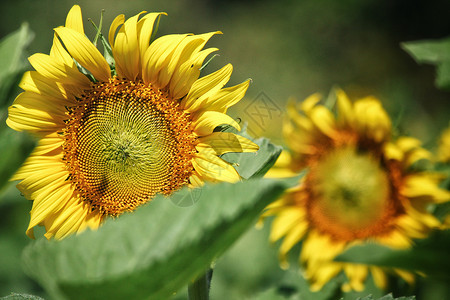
[7,5,257,239]
[264,90,450,291]
[438,126,450,163]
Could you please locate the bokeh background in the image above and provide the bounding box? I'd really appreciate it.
[0,0,449,298]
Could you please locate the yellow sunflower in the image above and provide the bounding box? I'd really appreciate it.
[7,5,258,239]
[438,126,450,163]
[264,90,450,291]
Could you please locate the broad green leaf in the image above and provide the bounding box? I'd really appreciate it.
[0,293,44,300]
[22,178,288,300]
[335,230,450,281]
[401,37,450,90]
[0,23,34,106]
[220,124,282,179]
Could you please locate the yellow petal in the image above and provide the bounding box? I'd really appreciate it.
[30,134,64,156]
[336,88,355,127]
[383,142,403,161]
[300,93,322,114]
[112,12,146,80]
[142,34,188,85]
[196,132,258,155]
[28,181,74,232]
[192,111,240,136]
[181,64,233,113]
[202,79,250,113]
[54,27,110,82]
[396,136,422,152]
[193,152,240,183]
[270,207,305,242]
[278,221,308,260]
[170,47,218,99]
[308,263,342,291]
[394,269,415,285]
[78,208,103,233]
[53,203,92,239]
[405,147,431,166]
[49,34,73,65]
[158,34,214,89]
[28,53,90,87]
[189,172,204,188]
[309,105,337,138]
[19,71,75,101]
[137,13,166,66]
[108,14,125,49]
[376,230,412,249]
[344,264,368,292]
[354,97,391,143]
[168,32,221,98]
[402,175,450,203]
[65,5,84,34]
[371,267,388,290]
[7,92,66,133]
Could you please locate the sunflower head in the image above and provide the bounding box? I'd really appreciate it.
[264,89,450,291]
[7,5,258,239]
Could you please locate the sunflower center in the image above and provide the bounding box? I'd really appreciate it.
[63,78,197,216]
[305,147,397,241]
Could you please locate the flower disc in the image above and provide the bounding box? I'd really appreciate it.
[64,78,197,216]
[305,147,401,241]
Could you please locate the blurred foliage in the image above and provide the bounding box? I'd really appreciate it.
[0,23,38,299]
[402,36,450,90]
[0,24,35,191]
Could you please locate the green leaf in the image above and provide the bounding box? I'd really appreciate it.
[0,23,34,106]
[0,293,44,300]
[22,178,288,300]
[335,230,450,281]
[220,125,282,179]
[401,37,450,90]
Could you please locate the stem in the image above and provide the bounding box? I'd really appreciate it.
[188,268,213,300]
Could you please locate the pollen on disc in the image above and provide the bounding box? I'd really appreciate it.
[63,78,197,216]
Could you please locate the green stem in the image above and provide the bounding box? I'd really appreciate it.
[188,268,213,300]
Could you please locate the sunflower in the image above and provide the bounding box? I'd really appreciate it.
[7,5,258,239]
[263,90,450,291]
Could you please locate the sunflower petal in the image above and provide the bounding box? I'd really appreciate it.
[193,152,240,183]
[137,13,166,66]
[196,132,258,155]
[112,12,146,80]
[202,79,250,113]
[181,64,233,112]
[108,14,125,49]
[28,53,90,87]
[142,34,188,85]
[54,27,111,81]
[65,5,84,34]
[192,110,240,136]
